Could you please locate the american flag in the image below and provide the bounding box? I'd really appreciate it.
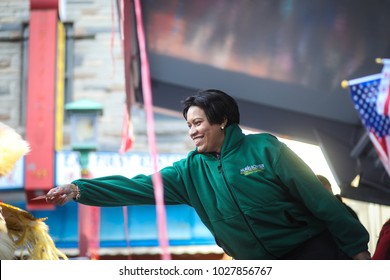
[376,59,390,116]
[348,73,390,176]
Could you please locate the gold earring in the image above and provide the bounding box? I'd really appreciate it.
[221,126,225,130]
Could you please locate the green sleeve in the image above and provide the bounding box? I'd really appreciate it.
[274,142,369,257]
[72,165,190,207]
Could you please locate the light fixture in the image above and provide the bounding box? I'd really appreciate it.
[65,99,103,171]
[65,99,103,152]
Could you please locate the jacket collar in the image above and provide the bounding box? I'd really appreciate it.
[220,124,245,155]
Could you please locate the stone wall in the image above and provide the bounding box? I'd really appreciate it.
[0,1,29,131]
[0,0,193,154]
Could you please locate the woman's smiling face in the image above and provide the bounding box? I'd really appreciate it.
[186,106,226,153]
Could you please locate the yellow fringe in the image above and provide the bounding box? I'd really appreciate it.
[0,202,68,260]
[0,122,30,176]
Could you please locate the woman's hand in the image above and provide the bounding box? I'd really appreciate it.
[352,251,371,260]
[45,184,80,206]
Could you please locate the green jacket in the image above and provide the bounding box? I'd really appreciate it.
[73,124,369,259]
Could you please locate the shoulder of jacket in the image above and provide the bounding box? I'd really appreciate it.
[246,132,280,142]
[244,133,285,157]
[173,150,199,166]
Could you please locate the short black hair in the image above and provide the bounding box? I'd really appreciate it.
[182,89,240,126]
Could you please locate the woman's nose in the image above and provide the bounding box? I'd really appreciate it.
[189,126,197,136]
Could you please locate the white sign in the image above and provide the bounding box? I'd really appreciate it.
[1,152,186,189]
[55,151,186,185]
[55,151,81,185]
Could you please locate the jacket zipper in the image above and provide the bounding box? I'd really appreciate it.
[216,153,275,258]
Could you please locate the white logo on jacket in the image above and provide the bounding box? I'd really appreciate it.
[240,163,265,175]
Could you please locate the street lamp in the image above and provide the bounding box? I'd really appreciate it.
[65,99,103,260]
[65,99,103,175]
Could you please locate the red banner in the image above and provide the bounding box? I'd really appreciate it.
[25,10,58,210]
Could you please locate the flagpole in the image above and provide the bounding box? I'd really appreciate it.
[341,58,390,89]
[341,73,382,88]
[376,58,390,64]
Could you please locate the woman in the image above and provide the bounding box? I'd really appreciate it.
[45,89,370,260]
